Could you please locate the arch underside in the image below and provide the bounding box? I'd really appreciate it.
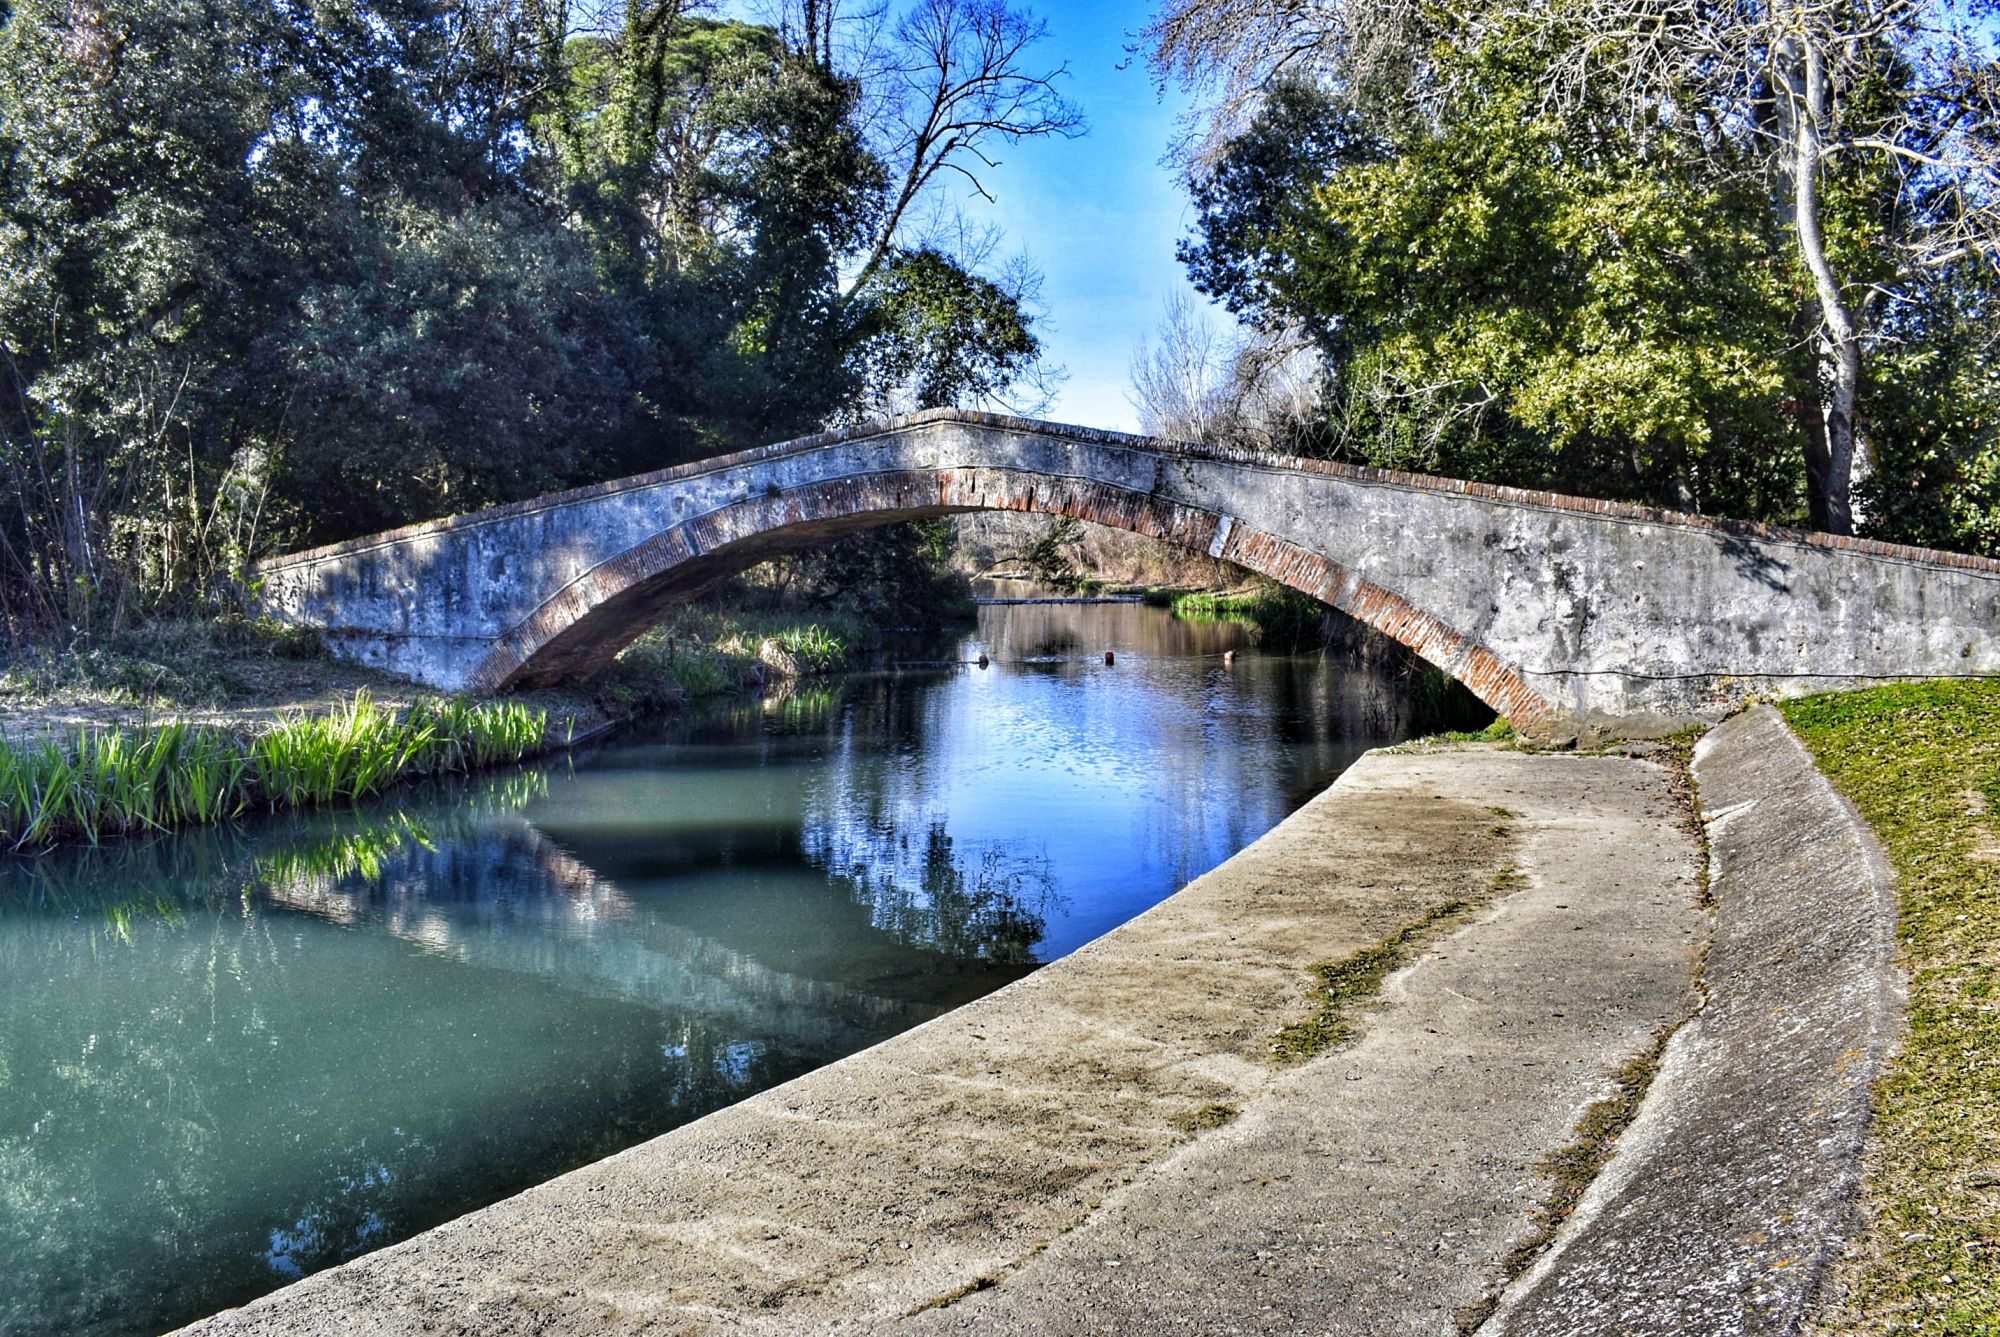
[467,469,1553,729]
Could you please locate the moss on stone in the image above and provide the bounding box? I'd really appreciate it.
[1270,866,1527,1065]
[1168,1103,1240,1135]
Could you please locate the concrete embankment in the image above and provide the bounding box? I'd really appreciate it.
[1478,706,1903,1336]
[182,710,1898,1335]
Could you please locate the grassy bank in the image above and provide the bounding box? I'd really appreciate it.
[0,692,550,851]
[1146,585,1327,650]
[1780,681,2000,1334]
[602,606,871,710]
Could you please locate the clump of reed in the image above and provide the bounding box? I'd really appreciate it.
[0,722,250,849]
[0,692,549,850]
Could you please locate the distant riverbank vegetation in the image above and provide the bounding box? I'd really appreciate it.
[1135,0,2000,554]
[0,0,1075,645]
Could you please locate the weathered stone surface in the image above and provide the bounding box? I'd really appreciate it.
[255,408,2000,740]
[1474,705,1904,1336]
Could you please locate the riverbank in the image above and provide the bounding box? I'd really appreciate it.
[177,739,1712,1335]
[1781,681,2000,1333]
[0,599,922,849]
[0,616,607,743]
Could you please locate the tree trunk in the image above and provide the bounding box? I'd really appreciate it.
[1776,31,1863,535]
[1798,387,1833,532]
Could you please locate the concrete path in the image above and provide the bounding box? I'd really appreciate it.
[184,745,1705,1336]
[903,751,1701,1336]
[1476,706,1904,1336]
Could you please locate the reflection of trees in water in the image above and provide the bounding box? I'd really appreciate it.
[0,763,853,1337]
[832,821,1054,966]
[0,904,804,1337]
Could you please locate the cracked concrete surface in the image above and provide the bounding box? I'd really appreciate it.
[182,744,1706,1336]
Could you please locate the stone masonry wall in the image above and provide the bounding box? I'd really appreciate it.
[254,409,2000,742]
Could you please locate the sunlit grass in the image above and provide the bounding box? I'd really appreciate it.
[611,606,863,705]
[1782,682,2000,1334]
[0,691,548,850]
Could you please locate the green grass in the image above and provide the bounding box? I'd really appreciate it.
[1168,1102,1240,1135]
[0,691,548,850]
[1780,680,2000,1334]
[609,606,865,706]
[1166,586,1325,648]
[1270,866,1526,1064]
[1412,717,1519,747]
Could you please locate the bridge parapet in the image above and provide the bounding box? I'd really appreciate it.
[256,408,2000,742]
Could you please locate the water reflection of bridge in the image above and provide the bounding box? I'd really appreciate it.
[255,814,1009,1056]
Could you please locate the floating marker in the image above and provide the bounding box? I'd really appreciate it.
[1104,651,1115,665]
[1222,650,1235,668]
[977,653,989,669]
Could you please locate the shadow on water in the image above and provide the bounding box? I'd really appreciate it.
[0,598,1435,1336]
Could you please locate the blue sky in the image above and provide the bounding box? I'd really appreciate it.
[726,0,1207,431]
[933,0,1205,431]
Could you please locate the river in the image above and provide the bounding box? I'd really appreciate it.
[0,593,1439,1335]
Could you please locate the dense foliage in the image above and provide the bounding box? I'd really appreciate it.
[0,0,1071,634]
[1152,0,2000,550]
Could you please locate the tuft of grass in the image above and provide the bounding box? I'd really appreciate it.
[610,606,864,706]
[1167,586,1324,649]
[915,1275,999,1312]
[1271,866,1525,1064]
[1780,680,2000,1333]
[1168,1102,1240,1135]
[1412,718,1518,747]
[1456,1028,1677,1334]
[768,623,847,674]
[1535,1039,1669,1215]
[0,691,548,850]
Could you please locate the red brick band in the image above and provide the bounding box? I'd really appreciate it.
[464,468,1552,727]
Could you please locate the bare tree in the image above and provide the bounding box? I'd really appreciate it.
[1146,0,2000,533]
[1130,292,1231,442]
[844,0,1083,298]
[1130,292,1325,448]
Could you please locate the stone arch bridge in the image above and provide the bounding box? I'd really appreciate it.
[256,408,2000,742]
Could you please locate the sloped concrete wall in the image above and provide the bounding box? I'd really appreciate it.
[254,409,2000,741]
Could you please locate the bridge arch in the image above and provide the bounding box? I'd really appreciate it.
[461,466,1555,731]
[256,409,2000,743]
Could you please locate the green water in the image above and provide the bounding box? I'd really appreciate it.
[0,597,1441,1334]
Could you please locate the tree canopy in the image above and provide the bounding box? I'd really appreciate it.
[1150,0,2000,548]
[0,0,1074,630]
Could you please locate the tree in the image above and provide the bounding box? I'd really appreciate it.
[1129,291,1326,452]
[841,0,1083,298]
[858,245,1043,411]
[1147,0,2000,536]
[268,200,651,541]
[0,0,1081,632]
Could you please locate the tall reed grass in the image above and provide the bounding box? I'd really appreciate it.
[0,692,549,851]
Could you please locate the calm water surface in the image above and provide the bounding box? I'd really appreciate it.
[0,596,1433,1335]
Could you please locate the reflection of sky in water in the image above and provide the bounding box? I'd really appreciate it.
[779,602,1412,955]
[0,599,1425,1337]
